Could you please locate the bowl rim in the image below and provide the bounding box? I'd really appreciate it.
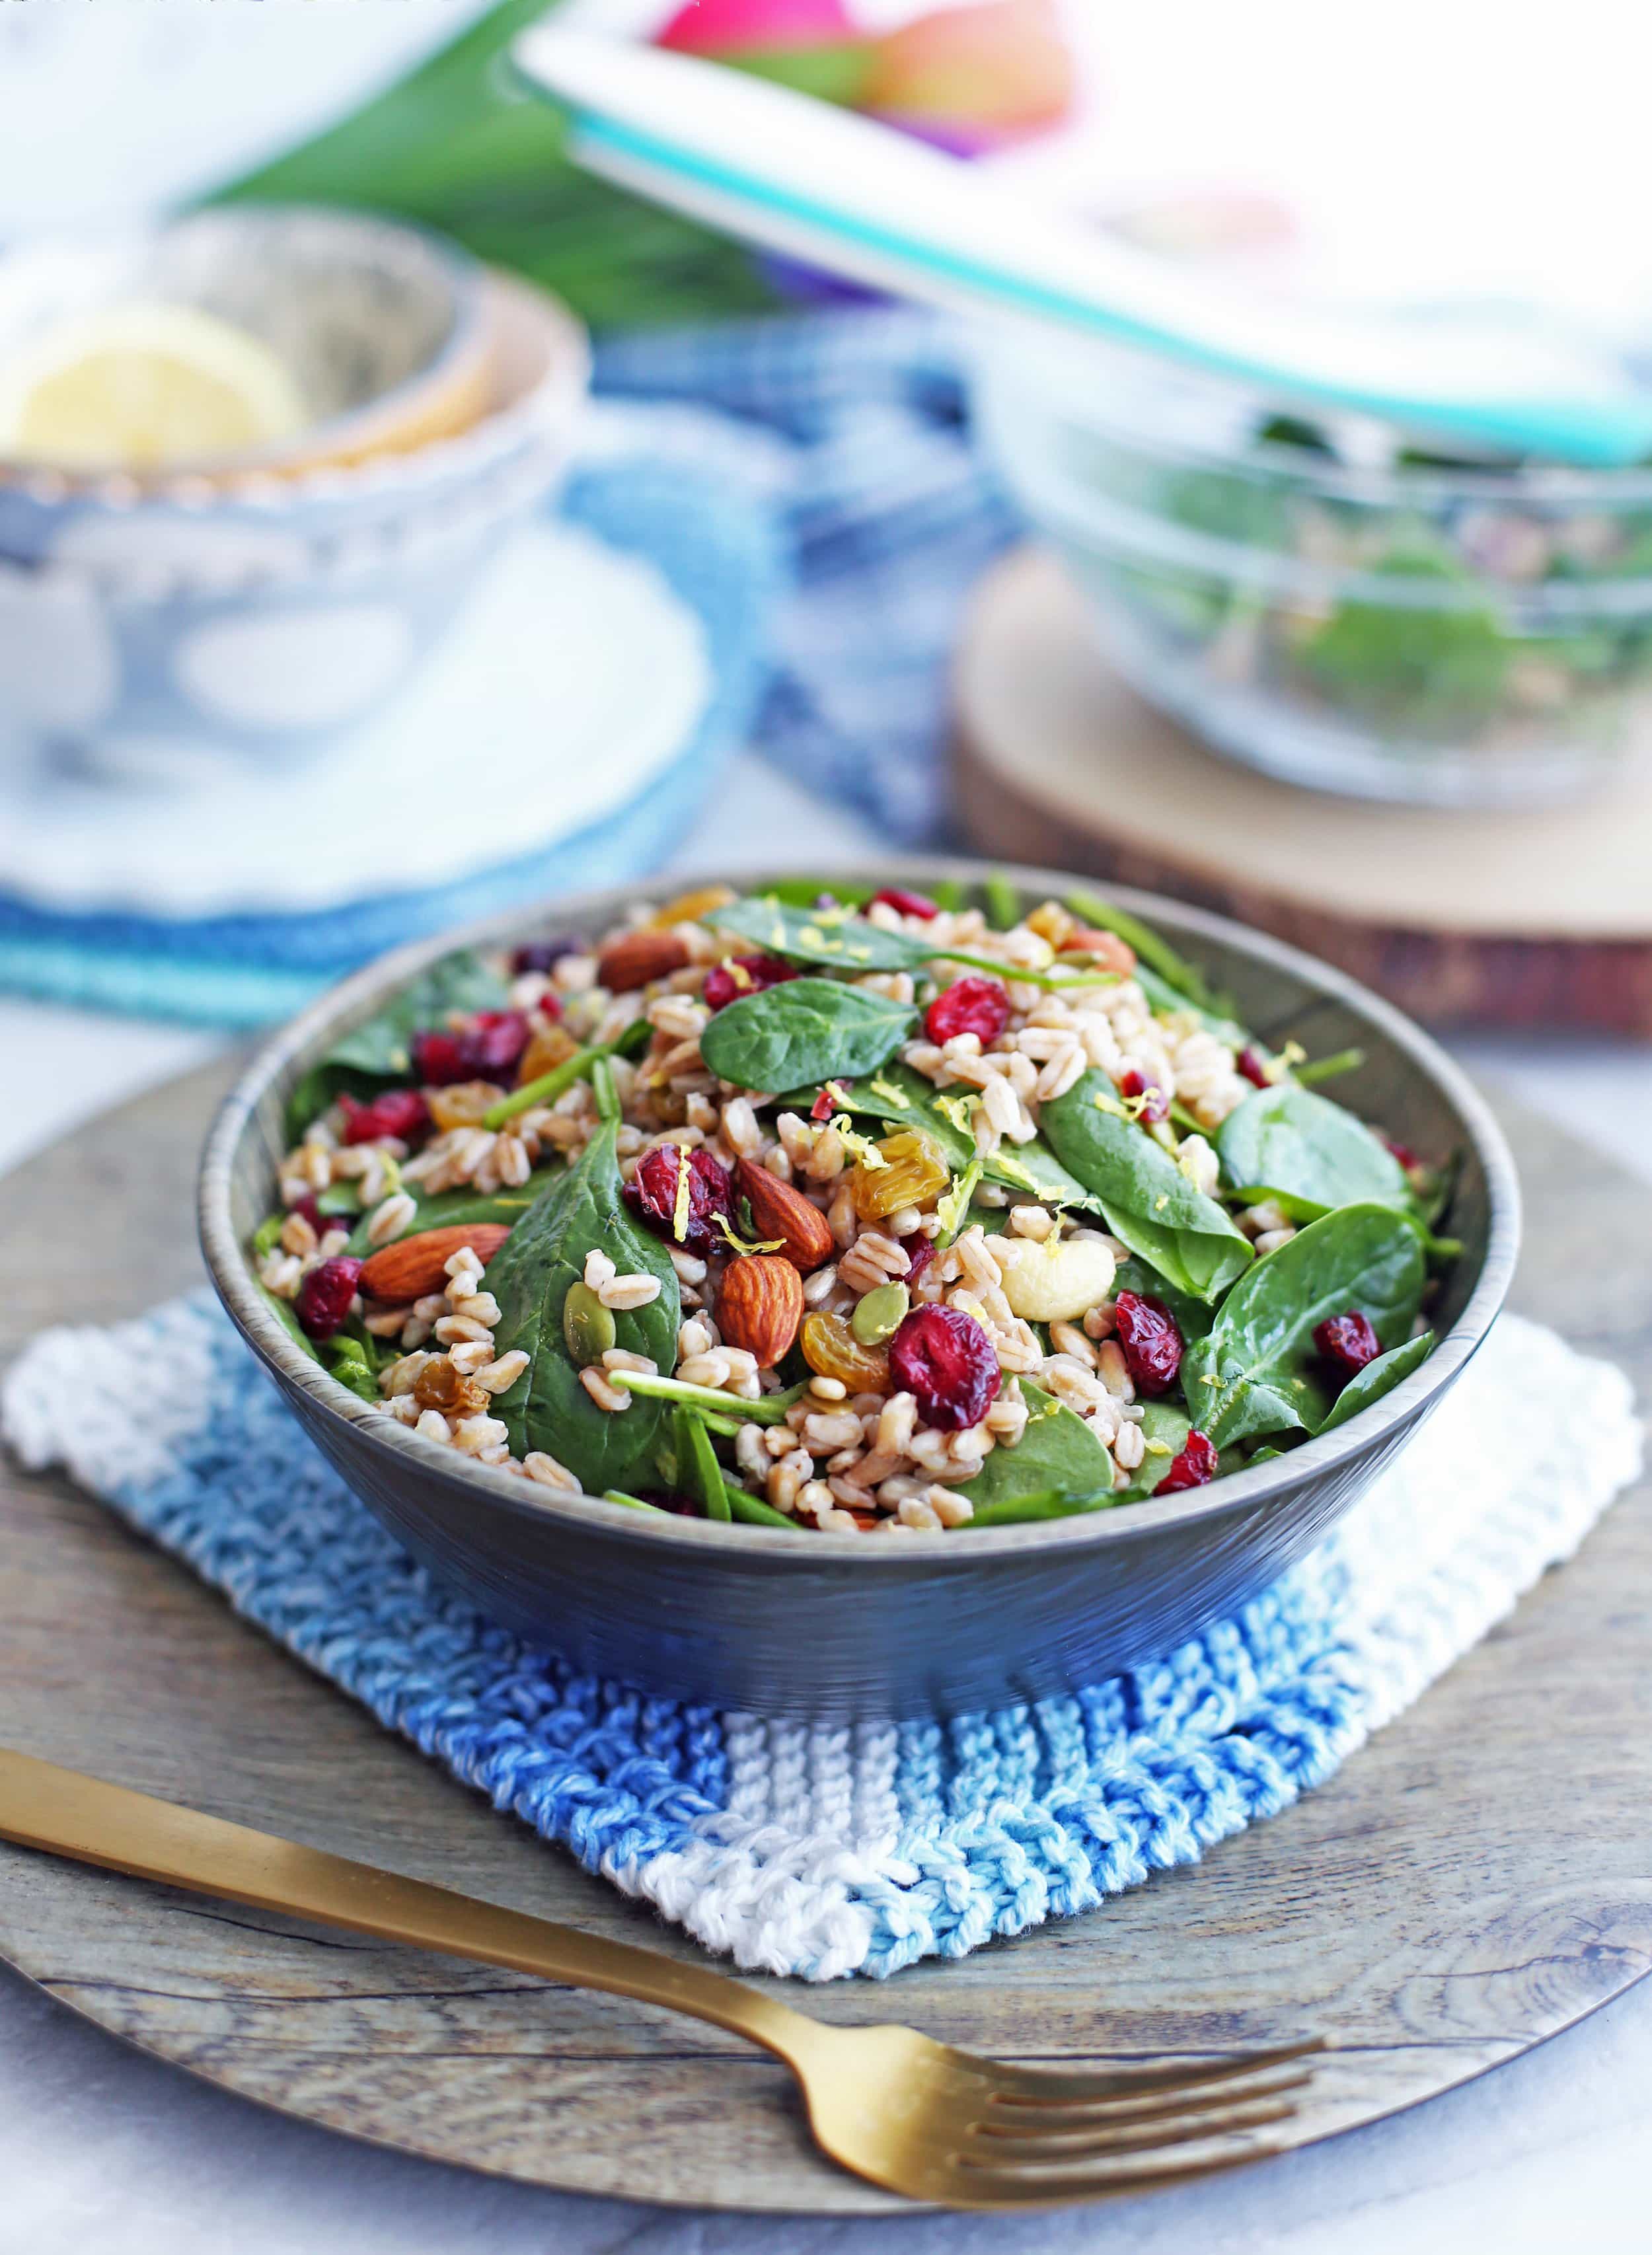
[199,859,1522,1569]
[973,327,1652,515]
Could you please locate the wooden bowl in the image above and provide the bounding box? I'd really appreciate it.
[198,862,1521,1720]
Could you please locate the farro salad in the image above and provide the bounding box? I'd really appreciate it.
[252,880,1458,1535]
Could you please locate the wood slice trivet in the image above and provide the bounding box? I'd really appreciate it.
[955,544,1652,1035]
[1,1060,1649,2215]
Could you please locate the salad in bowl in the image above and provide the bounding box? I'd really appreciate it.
[246,877,1461,1538]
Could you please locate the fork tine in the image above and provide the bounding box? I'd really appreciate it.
[970,2066,1314,2141]
[940,2137,1288,2209]
[978,2035,1325,2104]
[959,2092,1299,2165]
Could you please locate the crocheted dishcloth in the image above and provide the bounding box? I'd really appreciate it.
[1,1298,1639,1981]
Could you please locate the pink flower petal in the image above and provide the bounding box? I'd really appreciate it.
[657,0,858,54]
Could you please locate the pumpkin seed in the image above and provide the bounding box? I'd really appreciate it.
[562,1279,617,1366]
[852,1281,909,1346]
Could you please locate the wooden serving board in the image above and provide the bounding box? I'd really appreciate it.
[955,545,1652,1035]
[1,1059,1649,2216]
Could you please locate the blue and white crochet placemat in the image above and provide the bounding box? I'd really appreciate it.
[3,1300,1637,1982]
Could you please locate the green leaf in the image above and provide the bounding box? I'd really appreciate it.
[1217,1083,1413,1222]
[712,895,926,973]
[1111,1401,1196,1500]
[700,978,917,1092]
[285,949,510,1136]
[1296,550,1510,730]
[983,872,1021,932]
[958,1381,1119,1524]
[1318,1329,1435,1432]
[813,1064,1102,1214]
[486,1117,680,1494]
[207,0,776,332]
[1040,1070,1253,1302]
[1185,1204,1427,1449]
[674,1405,732,1522]
[707,894,1115,992]
[342,1175,552,1259]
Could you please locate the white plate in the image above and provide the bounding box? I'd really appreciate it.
[0,518,712,918]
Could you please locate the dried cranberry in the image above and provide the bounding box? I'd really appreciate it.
[702,954,800,1012]
[413,1012,531,1086]
[461,1010,531,1077]
[1382,1134,1421,1173]
[1113,1290,1183,1396]
[1158,1430,1219,1493]
[872,886,940,919]
[290,1193,326,1235]
[622,1144,734,1256]
[339,1088,431,1147]
[1237,1047,1272,1088]
[295,1255,363,1341]
[903,1234,936,1287]
[1118,1069,1170,1125]
[511,937,582,975]
[925,975,1010,1047]
[537,990,564,1020]
[1314,1312,1380,1376]
[887,1304,1000,1430]
[810,1080,848,1122]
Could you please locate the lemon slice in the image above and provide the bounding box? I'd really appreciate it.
[0,301,308,472]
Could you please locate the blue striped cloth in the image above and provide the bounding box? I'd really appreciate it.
[1,311,1010,1027]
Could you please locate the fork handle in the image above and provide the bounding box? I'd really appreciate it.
[0,1748,812,2061]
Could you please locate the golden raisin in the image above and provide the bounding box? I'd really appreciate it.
[1026,899,1075,949]
[649,883,736,928]
[801,1310,890,1393]
[850,1128,951,1222]
[427,1080,507,1131]
[517,1020,579,1086]
[413,1359,490,1415]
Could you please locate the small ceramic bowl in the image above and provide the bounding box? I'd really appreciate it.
[0,259,587,762]
[199,861,1521,1721]
[0,207,492,484]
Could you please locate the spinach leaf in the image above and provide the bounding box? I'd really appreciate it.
[708,894,1119,993]
[342,1176,554,1258]
[286,949,511,1134]
[807,1064,1103,1213]
[713,895,928,973]
[486,1117,680,1494]
[1318,1329,1436,1432]
[1184,1203,1426,1449]
[1217,1083,1413,1221]
[700,978,916,1092]
[1111,1401,1195,1500]
[957,1380,1118,1523]
[1040,1071,1253,1302]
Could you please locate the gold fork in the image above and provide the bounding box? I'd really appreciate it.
[0,1747,1319,2209]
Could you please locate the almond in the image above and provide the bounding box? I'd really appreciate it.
[716,1254,804,1370]
[359,1222,511,1304]
[735,1157,835,1273]
[597,928,691,992]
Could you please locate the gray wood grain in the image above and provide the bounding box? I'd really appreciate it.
[0,1058,1647,2215]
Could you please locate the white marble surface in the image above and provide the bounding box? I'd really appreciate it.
[3,753,1651,2252]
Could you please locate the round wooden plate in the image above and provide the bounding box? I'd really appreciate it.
[1,1060,1650,2215]
[955,546,1652,1035]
